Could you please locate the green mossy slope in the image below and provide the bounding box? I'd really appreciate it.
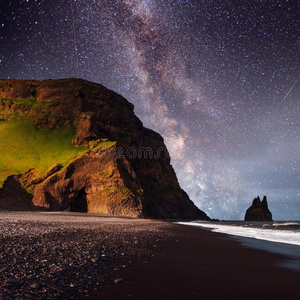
[0,120,88,188]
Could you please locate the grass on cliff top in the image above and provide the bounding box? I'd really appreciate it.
[0,120,114,188]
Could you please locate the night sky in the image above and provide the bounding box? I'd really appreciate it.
[0,0,299,220]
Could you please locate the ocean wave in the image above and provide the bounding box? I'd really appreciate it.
[271,223,300,230]
[177,222,300,246]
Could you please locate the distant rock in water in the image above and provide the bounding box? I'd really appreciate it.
[244,196,273,221]
[0,78,209,220]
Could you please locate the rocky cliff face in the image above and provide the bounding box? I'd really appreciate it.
[0,78,209,220]
[244,196,273,221]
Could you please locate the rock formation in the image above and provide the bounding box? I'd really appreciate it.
[0,78,209,220]
[244,196,273,221]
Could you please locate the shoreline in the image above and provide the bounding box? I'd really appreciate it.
[177,221,300,272]
[1,212,300,299]
[95,222,300,300]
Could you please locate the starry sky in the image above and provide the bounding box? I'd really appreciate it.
[0,0,299,220]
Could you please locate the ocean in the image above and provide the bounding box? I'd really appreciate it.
[177,220,300,271]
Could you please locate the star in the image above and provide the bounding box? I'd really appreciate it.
[0,0,299,219]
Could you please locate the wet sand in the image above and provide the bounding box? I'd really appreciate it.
[0,212,299,300]
[95,222,300,300]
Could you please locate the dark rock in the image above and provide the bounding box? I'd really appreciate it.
[0,78,209,220]
[244,196,273,221]
[0,176,33,211]
[6,278,19,284]
[31,164,62,184]
[43,164,62,179]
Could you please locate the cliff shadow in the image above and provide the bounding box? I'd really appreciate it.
[70,188,88,213]
[0,176,33,210]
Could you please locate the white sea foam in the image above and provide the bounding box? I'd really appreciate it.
[273,222,300,226]
[177,222,300,246]
[177,221,300,271]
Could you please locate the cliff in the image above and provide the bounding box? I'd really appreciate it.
[244,196,273,221]
[0,78,209,220]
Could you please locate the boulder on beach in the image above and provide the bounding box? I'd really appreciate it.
[244,196,273,221]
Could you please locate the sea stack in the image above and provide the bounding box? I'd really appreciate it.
[244,196,273,221]
[0,78,209,220]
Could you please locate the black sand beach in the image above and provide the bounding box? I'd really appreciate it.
[0,212,299,300]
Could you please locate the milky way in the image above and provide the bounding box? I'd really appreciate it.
[1,0,299,219]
